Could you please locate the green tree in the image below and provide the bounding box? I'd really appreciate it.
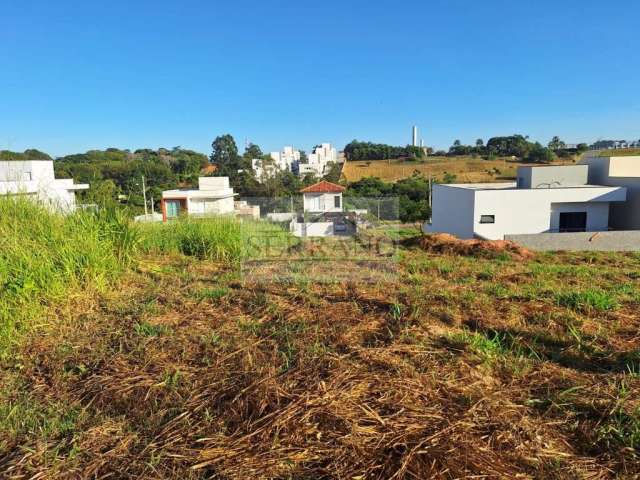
[210,134,241,178]
[475,139,484,147]
[548,136,566,151]
[527,143,556,163]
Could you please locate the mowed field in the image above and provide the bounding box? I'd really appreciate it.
[342,156,577,183]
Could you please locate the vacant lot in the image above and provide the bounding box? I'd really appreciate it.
[342,156,577,183]
[1,211,639,478]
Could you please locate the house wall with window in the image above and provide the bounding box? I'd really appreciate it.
[426,182,626,240]
[472,187,624,239]
[302,192,343,213]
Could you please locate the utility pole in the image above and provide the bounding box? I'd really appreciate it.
[141,175,148,216]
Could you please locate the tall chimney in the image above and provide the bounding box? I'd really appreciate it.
[412,126,418,147]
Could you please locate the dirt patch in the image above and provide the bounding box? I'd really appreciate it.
[404,233,535,260]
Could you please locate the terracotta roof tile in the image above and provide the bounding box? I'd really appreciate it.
[299,180,345,193]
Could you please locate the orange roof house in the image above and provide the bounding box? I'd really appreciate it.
[299,180,346,194]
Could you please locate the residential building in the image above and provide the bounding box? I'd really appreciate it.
[270,146,300,172]
[251,158,278,182]
[161,177,236,221]
[291,180,354,237]
[580,153,640,230]
[425,165,627,240]
[301,180,344,213]
[0,160,88,212]
[301,143,338,177]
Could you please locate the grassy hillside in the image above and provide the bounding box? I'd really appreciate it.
[598,148,640,157]
[1,209,639,478]
[342,156,577,183]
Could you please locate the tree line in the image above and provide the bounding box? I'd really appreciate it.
[343,141,427,161]
[442,135,590,162]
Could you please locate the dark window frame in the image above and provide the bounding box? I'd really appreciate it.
[334,195,341,208]
[479,215,495,224]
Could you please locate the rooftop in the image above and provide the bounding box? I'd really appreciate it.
[442,182,619,191]
[300,180,345,194]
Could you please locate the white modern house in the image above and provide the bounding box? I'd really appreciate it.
[581,153,640,230]
[0,160,88,212]
[425,165,627,240]
[161,177,236,221]
[291,180,353,237]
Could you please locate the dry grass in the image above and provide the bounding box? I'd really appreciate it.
[342,156,577,183]
[1,238,640,478]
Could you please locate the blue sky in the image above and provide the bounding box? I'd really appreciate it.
[1,0,639,157]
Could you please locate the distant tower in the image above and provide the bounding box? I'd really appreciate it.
[420,139,424,148]
[412,126,418,147]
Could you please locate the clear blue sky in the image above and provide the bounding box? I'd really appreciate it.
[1,0,639,157]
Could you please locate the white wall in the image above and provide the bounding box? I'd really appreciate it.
[473,187,624,240]
[424,185,475,238]
[580,155,640,230]
[188,196,235,215]
[291,221,334,237]
[303,192,343,213]
[199,176,230,190]
[0,160,87,212]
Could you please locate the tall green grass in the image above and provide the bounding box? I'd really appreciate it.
[0,198,139,358]
[138,217,293,262]
[0,201,293,357]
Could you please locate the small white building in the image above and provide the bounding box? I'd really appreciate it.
[292,181,352,237]
[301,180,344,213]
[0,160,88,212]
[425,165,627,240]
[161,177,236,221]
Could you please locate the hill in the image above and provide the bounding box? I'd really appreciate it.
[342,156,578,183]
[1,201,639,478]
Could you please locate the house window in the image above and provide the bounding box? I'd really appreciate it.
[559,212,587,233]
[334,195,341,208]
[479,215,495,224]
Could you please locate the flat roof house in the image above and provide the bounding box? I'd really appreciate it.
[580,153,640,230]
[0,160,88,212]
[425,165,627,240]
[161,177,236,221]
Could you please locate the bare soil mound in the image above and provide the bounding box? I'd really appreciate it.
[404,233,535,260]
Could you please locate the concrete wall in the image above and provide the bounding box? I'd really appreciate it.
[506,231,640,252]
[424,184,475,238]
[188,196,235,215]
[517,165,588,188]
[198,176,230,190]
[291,221,334,237]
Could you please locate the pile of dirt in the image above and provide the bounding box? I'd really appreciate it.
[404,233,535,260]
